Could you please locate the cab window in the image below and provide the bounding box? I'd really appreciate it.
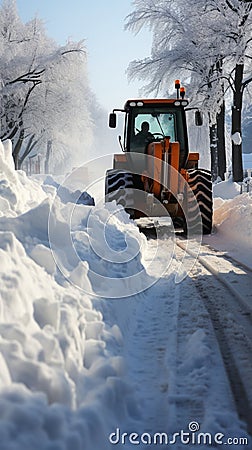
[129,109,177,153]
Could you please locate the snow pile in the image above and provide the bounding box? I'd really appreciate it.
[0,140,146,449]
[208,177,252,268]
[214,193,252,251]
[213,178,241,200]
[0,140,47,217]
[43,175,95,206]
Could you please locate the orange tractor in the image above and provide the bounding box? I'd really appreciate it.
[105,81,212,234]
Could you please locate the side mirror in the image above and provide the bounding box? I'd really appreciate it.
[195,110,203,126]
[109,112,117,128]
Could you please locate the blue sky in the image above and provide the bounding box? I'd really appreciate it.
[16,0,152,112]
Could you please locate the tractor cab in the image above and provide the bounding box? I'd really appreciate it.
[109,97,190,169]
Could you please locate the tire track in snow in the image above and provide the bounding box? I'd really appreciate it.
[120,236,249,448]
[190,267,252,436]
[177,239,252,317]
[176,240,252,436]
[123,240,180,447]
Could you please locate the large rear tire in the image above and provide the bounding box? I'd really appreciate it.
[186,168,213,235]
[105,169,135,216]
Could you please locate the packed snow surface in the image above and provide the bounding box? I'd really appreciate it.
[0,140,251,449]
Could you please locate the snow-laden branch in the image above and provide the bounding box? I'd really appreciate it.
[6,69,45,85]
[242,73,252,89]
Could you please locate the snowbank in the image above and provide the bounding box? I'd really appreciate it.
[0,140,47,217]
[207,176,252,268]
[213,178,241,200]
[42,175,95,206]
[0,140,145,449]
[214,193,252,250]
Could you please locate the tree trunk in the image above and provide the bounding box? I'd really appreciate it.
[232,64,244,182]
[209,123,218,181]
[12,128,24,169]
[18,134,37,169]
[45,140,52,174]
[208,61,227,182]
[217,101,226,180]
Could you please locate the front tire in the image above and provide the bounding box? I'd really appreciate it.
[105,169,135,216]
[186,168,213,235]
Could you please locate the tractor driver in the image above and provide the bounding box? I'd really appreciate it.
[133,121,154,151]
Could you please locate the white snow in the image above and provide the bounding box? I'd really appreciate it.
[0,139,251,448]
[231,131,242,145]
[205,176,252,269]
[0,140,141,449]
[0,140,47,217]
[213,177,241,200]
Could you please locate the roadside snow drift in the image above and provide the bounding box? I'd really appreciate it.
[0,140,145,450]
[210,178,252,268]
[214,193,252,249]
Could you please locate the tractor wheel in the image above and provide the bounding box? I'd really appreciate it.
[105,169,135,217]
[186,168,213,235]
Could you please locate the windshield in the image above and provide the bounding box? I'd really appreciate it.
[128,108,180,154]
[125,105,188,167]
[134,112,176,141]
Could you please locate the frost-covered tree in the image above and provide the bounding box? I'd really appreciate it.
[21,41,94,173]
[125,0,228,179]
[0,0,94,171]
[242,92,252,154]
[126,0,252,181]
[225,1,252,180]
